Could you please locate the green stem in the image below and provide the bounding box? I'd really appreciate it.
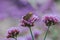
[44,26,50,40]
[29,27,34,40]
[14,36,17,40]
[14,38,17,40]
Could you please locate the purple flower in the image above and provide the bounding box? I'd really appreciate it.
[33,30,42,38]
[6,27,19,38]
[17,37,25,40]
[25,34,35,40]
[42,14,60,26]
[21,12,39,27]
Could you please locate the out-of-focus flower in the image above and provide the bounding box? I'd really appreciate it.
[6,27,19,38]
[42,14,59,26]
[27,37,32,40]
[25,34,35,40]
[33,30,42,38]
[17,37,25,40]
[21,12,39,27]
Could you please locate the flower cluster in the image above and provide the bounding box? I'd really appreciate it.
[43,15,59,26]
[33,30,41,38]
[7,27,19,38]
[21,12,39,27]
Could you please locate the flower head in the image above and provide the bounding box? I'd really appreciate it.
[6,27,19,38]
[42,14,59,26]
[21,12,39,27]
[33,30,42,38]
[25,34,35,40]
